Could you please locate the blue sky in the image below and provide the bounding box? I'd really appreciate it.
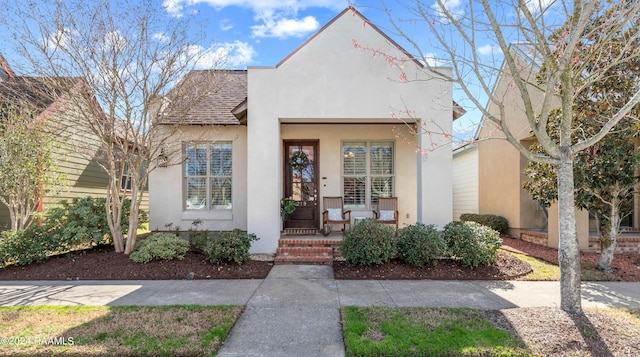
[4,0,558,139]
[160,0,488,138]
[163,0,365,68]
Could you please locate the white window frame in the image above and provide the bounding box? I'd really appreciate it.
[342,141,394,210]
[183,141,233,211]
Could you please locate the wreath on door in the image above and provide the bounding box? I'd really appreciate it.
[289,151,310,171]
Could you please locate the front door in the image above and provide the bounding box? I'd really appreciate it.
[284,140,319,229]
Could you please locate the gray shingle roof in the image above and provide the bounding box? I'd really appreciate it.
[160,69,247,125]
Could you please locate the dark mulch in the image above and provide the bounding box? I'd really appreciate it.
[0,245,272,280]
[501,236,640,282]
[333,251,532,280]
[1,236,638,282]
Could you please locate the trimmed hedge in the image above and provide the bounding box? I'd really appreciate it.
[341,219,396,266]
[397,223,446,266]
[129,233,190,263]
[443,221,502,268]
[206,229,259,265]
[459,213,509,235]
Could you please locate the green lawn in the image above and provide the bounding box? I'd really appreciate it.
[0,305,242,356]
[341,306,533,357]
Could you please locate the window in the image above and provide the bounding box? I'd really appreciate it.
[343,141,394,209]
[120,163,132,191]
[184,142,232,210]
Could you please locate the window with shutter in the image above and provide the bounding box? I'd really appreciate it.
[343,141,394,209]
[184,142,232,210]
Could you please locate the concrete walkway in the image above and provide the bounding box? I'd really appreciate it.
[1,265,640,356]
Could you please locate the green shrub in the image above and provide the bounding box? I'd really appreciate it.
[207,229,258,265]
[443,221,502,268]
[0,228,59,267]
[396,223,446,267]
[129,233,190,263]
[341,218,396,266]
[0,196,149,268]
[188,220,211,253]
[460,213,509,235]
[43,196,148,247]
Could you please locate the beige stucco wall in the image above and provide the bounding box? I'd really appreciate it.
[477,49,591,247]
[547,203,590,250]
[477,54,552,235]
[148,125,248,232]
[247,10,453,253]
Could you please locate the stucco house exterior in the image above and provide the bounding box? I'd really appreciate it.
[474,44,640,252]
[452,142,478,221]
[149,7,461,254]
[0,54,148,230]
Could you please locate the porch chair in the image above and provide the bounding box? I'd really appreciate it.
[322,196,351,235]
[373,197,398,232]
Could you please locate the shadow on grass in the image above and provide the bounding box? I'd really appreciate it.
[569,311,614,357]
[0,305,243,356]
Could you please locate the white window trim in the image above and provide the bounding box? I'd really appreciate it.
[342,140,394,210]
[183,141,233,212]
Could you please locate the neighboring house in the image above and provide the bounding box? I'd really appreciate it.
[452,142,478,221]
[475,43,640,251]
[149,7,462,253]
[0,54,147,230]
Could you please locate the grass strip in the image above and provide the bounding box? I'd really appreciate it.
[341,306,533,357]
[0,305,242,356]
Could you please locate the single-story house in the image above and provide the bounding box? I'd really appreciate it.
[0,54,148,230]
[473,43,640,253]
[149,7,462,253]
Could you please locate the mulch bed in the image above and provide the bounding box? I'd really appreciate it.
[0,236,638,281]
[0,245,272,280]
[333,251,532,280]
[501,236,640,282]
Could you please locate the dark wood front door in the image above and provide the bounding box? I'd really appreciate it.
[284,140,319,229]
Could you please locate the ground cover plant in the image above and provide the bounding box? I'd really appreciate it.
[341,306,640,357]
[341,306,531,356]
[0,305,242,356]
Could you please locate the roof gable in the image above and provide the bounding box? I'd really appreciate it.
[277,7,423,69]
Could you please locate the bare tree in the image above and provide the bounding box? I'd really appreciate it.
[0,104,63,231]
[371,1,640,312]
[0,0,224,253]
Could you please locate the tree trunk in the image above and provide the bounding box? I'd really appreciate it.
[597,198,620,272]
[8,204,17,232]
[106,181,125,253]
[123,186,141,255]
[557,158,582,313]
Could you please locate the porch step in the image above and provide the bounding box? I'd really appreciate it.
[274,239,342,265]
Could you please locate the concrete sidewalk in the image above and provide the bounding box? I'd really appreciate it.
[1,265,640,356]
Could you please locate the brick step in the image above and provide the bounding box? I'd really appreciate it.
[274,255,334,265]
[274,246,335,265]
[278,238,342,248]
[278,239,342,259]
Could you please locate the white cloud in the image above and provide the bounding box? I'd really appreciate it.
[524,0,554,14]
[162,0,342,39]
[163,0,345,17]
[153,33,171,43]
[219,19,234,31]
[478,44,501,56]
[423,53,447,67]
[431,0,465,23]
[207,41,257,68]
[251,14,319,39]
